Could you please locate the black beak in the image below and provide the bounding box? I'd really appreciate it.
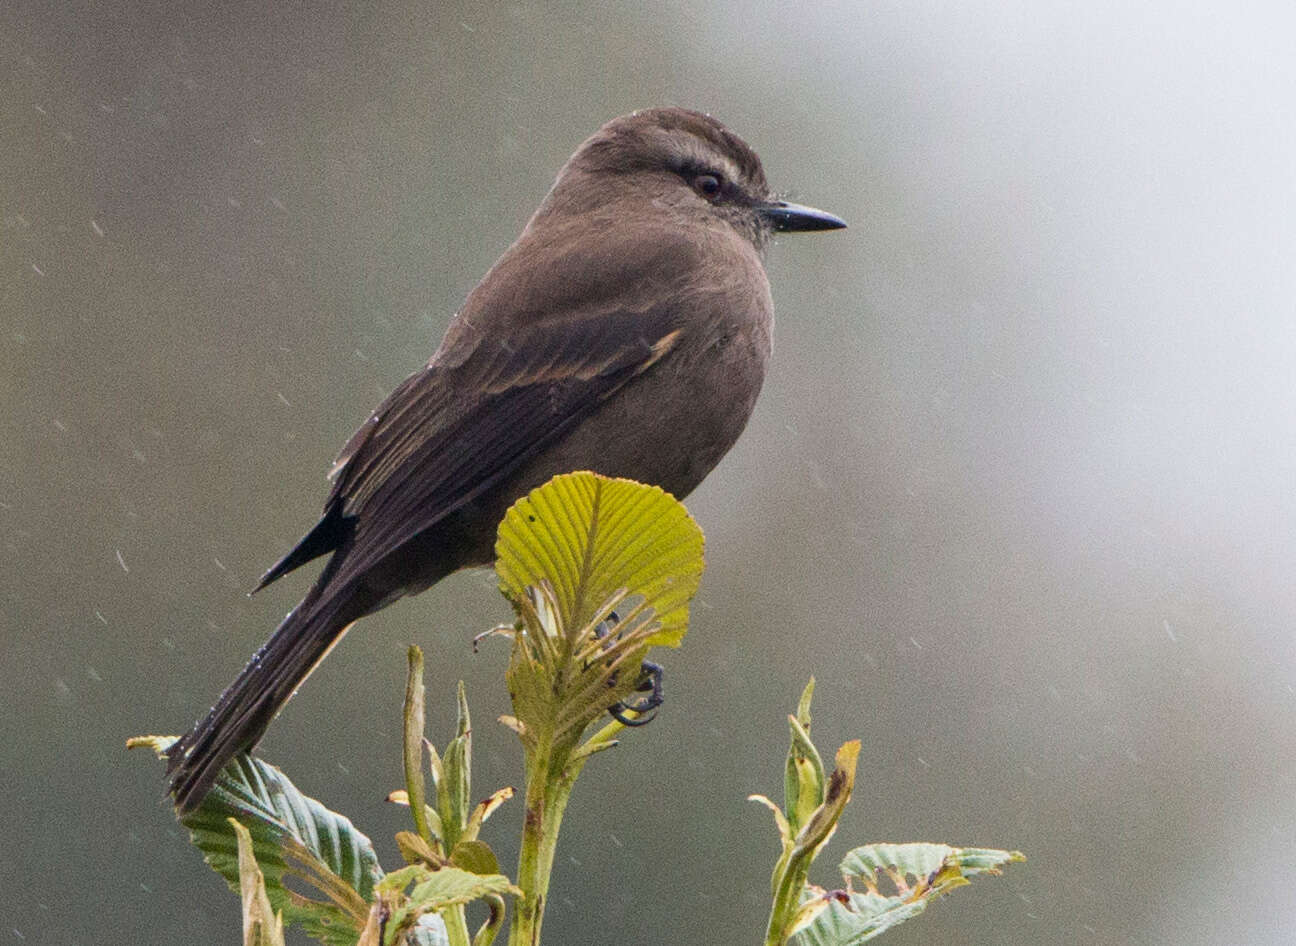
[757,200,847,232]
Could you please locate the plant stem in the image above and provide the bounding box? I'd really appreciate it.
[763,852,810,946]
[509,737,572,946]
[444,906,472,946]
[510,714,626,946]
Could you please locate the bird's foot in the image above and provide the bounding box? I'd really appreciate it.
[608,659,663,726]
[592,610,665,726]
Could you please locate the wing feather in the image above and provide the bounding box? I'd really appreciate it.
[315,307,681,589]
[261,219,702,591]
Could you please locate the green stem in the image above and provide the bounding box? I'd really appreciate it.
[763,852,811,946]
[444,905,472,946]
[509,738,571,946]
[510,713,619,946]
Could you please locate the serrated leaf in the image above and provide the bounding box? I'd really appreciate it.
[495,472,704,649]
[132,735,380,946]
[384,866,520,941]
[406,867,519,908]
[838,842,1023,893]
[795,843,1025,946]
[495,475,705,751]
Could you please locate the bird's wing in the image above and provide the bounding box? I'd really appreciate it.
[257,301,682,592]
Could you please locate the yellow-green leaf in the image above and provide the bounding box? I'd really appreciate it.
[450,839,500,877]
[495,472,704,649]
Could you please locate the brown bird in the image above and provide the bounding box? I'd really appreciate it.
[166,107,845,813]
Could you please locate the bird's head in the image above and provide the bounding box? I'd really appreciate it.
[538,107,845,249]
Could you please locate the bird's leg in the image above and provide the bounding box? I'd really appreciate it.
[590,610,665,726]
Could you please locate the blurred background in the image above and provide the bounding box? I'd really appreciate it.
[3,1,1294,943]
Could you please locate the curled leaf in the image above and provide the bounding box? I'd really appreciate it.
[796,843,1026,945]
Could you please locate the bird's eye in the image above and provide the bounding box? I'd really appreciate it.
[693,173,723,199]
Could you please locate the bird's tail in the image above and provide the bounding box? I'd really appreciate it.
[165,588,360,814]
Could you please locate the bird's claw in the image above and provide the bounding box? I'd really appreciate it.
[609,659,663,726]
[592,610,665,727]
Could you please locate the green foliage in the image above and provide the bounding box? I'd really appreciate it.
[488,473,707,946]
[129,735,380,946]
[134,472,1023,946]
[375,864,518,945]
[390,649,517,946]
[750,680,861,946]
[130,658,518,946]
[492,473,704,752]
[750,684,1024,946]
[495,471,704,648]
[796,843,1025,945]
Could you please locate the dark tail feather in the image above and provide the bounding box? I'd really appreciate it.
[165,590,359,814]
[251,505,350,594]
